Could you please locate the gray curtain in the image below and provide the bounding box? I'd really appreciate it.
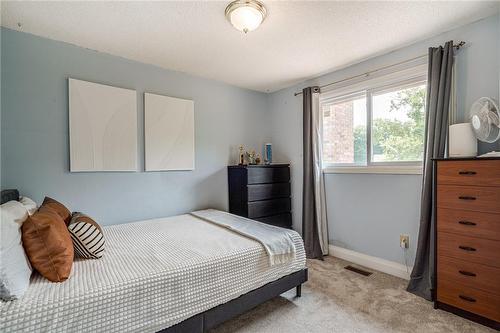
[407,41,454,300]
[302,86,324,260]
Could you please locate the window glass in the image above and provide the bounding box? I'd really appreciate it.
[371,83,426,162]
[322,95,367,165]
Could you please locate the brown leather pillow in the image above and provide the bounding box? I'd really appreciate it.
[42,197,71,225]
[22,205,74,282]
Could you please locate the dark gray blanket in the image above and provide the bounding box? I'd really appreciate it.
[1,189,19,204]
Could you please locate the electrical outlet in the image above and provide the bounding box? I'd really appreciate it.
[400,234,409,249]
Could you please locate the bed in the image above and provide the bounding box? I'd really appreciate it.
[1,211,307,333]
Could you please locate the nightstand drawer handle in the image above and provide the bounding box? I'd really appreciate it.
[458,196,476,201]
[459,295,476,303]
[459,246,476,252]
[458,220,476,226]
[458,270,476,277]
[458,171,476,175]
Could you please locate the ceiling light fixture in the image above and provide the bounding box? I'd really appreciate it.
[225,0,267,34]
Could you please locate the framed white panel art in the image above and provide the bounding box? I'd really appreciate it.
[144,93,194,171]
[69,78,138,172]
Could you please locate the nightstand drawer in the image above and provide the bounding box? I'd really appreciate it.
[437,160,500,187]
[437,256,500,295]
[437,208,500,240]
[437,279,500,322]
[438,232,500,268]
[437,185,500,214]
[247,183,290,201]
[247,167,290,184]
[248,198,291,219]
[255,213,292,228]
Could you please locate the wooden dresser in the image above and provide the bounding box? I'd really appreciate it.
[228,164,292,229]
[434,157,500,330]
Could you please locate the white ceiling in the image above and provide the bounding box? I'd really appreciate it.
[1,1,498,92]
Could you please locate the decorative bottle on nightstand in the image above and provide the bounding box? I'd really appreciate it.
[265,143,272,165]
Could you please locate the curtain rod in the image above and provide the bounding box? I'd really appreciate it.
[294,41,466,96]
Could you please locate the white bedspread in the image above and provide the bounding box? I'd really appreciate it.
[1,213,306,333]
[191,209,296,265]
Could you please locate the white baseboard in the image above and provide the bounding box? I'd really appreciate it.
[328,245,412,280]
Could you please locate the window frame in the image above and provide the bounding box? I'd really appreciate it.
[320,66,427,175]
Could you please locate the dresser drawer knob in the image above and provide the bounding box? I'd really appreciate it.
[459,245,477,252]
[458,196,476,201]
[458,220,476,226]
[459,295,476,303]
[458,270,476,277]
[458,171,477,175]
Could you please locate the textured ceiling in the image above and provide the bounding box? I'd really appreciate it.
[1,1,498,92]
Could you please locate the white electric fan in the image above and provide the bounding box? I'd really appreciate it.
[469,97,500,157]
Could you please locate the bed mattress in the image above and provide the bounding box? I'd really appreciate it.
[1,213,306,333]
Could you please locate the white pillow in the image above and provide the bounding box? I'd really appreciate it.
[0,200,32,300]
[19,196,37,216]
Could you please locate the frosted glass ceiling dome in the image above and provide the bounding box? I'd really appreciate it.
[225,0,267,33]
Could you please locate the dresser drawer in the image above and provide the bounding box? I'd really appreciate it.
[255,213,292,228]
[247,183,290,202]
[437,256,500,295]
[248,198,291,219]
[437,208,500,240]
[437,279,500,322]
[437,185,500,214]
[437,160,500,187]
[438,232,500,268]
[247,167,290,184]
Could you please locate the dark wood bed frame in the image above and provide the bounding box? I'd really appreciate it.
[159,268,308,333]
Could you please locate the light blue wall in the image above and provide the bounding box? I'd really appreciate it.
[1,28,270,225]
[268,15,500,265]
[325,175,421,265]
[1,14,499,265]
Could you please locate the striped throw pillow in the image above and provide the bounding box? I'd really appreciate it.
[68,212,105,259]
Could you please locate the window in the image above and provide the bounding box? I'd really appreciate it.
[321,73,427,173]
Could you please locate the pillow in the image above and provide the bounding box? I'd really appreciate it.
[41,197,71,225]
[22,206,74,282]
[68,212,105,259]
[0,200,32,300]
[19,197,37,216]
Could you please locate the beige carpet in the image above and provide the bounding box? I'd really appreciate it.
[211,256,495,333]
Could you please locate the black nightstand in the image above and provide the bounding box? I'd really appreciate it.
[228,164,292,229]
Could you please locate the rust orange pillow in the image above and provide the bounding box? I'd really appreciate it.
[21,205,74,282]
[42,197,71,225]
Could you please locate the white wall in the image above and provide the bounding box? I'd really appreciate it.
[268,14,500,265]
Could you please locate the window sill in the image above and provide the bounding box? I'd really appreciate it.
[323,165,423,175]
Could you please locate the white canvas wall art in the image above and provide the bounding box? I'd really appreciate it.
[69,78,138,172]
[144,93,194,171]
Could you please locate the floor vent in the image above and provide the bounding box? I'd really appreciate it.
[344,265,373,276]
